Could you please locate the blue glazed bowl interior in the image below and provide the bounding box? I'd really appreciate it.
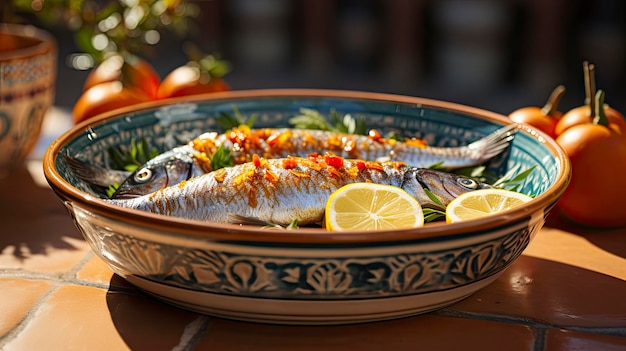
[55,93,559,202]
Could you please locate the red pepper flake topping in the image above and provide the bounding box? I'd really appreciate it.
[266,130,292,148]
[252,154,261,168]
[307,152,319,161]
[324,153,344,168]
[282,157,298,170]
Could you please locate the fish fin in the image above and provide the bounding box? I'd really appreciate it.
[228,214,300,230]
[467,123,518,160]
[228,214,284,229]
[63,154,131,187]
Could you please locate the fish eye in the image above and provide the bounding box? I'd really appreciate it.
[457,177,478,189]
[134,168,153,183]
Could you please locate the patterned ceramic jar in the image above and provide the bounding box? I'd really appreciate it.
[0,24,56,177]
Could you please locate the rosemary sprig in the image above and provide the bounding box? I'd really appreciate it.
[216,105,257,130]
[105,182,120,198]
[289,108,367,135]
[210,145,235,170]
[422,188,446,222]
[108,137,159,172]
[423,208,446,223]
[493,164,537,193]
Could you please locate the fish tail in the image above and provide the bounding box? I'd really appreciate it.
[467,123,518,160]
[62,154,130,187]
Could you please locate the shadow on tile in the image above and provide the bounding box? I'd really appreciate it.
[545,210,626,260]
[0,164,84,261]
[103,254,626,349]
[448,255,626,328]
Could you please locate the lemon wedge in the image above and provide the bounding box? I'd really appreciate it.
[325,183,424,231]
[445,188,533,223]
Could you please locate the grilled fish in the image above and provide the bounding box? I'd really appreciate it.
[70,125,516,199]
[107,154,493,226]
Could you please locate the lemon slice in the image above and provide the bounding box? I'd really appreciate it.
[325,183,424,231]
[445,188,533,223]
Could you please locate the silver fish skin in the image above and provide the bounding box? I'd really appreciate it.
[107,156,492,226]
[102,124,515,199]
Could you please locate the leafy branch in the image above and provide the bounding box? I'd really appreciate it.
[9,0,199,65]
[289,108,367,135]
[108,137,159,172]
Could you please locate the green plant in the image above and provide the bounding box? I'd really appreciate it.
[7,0,200,65]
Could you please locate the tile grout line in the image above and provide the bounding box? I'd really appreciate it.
[0,284,61,348]
[436,308,626,339]
[532,327,547,351]
[62,250,96,281]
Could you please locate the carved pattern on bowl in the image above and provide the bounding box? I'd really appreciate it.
[75,207,538,299]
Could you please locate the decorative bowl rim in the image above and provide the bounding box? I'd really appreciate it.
[43,89,571,244]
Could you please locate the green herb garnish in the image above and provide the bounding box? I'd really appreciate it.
[108,137,159,172]
[106,182,120,198]
[385,131,404,142]
[493,164,537,193]
[422,188,447,222]
[289,108,367,135]
[423,208,446,223]
[209,145,235,170]
[216,105,257,130]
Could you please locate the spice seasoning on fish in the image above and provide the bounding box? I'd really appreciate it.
[107,154,494,226]
[70,125,517,199]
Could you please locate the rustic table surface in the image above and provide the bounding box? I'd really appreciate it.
[1,108,625,351]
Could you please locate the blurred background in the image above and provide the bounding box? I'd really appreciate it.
[4,0,626,115]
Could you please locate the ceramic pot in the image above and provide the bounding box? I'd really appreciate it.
[0,23,56,177]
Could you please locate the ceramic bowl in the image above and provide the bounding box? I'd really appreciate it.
[44,89,570,325]
[0,23,56,177]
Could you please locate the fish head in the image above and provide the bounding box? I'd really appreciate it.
[111,155,194,199]
[402,168,493,210]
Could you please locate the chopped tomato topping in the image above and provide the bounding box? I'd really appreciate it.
[282,157,298,169]
[253,154,261,168]
[356,161,366,170]
[266,130,292,148]
[324,154,344,168]
[266,134,278,147]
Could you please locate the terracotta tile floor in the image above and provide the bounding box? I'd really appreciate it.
[1,110,625,350]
